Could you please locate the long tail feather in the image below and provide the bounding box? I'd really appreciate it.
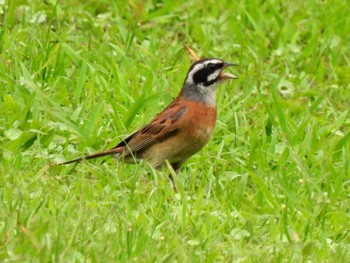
[57,147,123,165]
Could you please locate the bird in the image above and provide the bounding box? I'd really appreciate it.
[58,58,238,191]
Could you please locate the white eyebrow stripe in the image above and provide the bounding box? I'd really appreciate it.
[203,59,222,66]
[188,63,203,76]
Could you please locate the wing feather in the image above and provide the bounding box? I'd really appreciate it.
[113,100,187,156]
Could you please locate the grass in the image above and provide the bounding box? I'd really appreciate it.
[1,0,349,261]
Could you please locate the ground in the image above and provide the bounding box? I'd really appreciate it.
[1,0,349,262]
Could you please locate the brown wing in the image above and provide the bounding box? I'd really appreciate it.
[114,99,187,157]
[57,99,187,166]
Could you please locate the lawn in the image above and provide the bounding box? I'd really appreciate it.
[1,0,349,262]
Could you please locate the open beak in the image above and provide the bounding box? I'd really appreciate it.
[219,62,238,80]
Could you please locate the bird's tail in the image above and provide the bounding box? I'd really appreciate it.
[57,147,123,165]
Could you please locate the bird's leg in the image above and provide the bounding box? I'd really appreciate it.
[169,173,178,192]
[169,162,182,193]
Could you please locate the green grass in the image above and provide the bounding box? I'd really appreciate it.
[1,0,350,261]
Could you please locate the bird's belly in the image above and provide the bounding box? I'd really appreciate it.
[140,125,213,168]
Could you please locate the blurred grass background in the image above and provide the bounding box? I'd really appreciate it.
[0,0,349,261]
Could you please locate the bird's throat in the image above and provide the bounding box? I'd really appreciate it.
[180,83,218,106]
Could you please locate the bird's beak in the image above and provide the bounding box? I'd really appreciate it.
[219,62,238,80]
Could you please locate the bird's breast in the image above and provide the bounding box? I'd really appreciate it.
[182,100,217,145]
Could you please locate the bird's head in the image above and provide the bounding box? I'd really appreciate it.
[181,58,238,105]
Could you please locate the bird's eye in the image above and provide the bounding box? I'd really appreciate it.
[207,63,216,71]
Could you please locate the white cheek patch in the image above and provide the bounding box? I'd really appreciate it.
[207,70,220,82]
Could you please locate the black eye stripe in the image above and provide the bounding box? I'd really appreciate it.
[186,59,225,86]
[192,67,221,86]
[192,68,209,84]
[192,63,221,82]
